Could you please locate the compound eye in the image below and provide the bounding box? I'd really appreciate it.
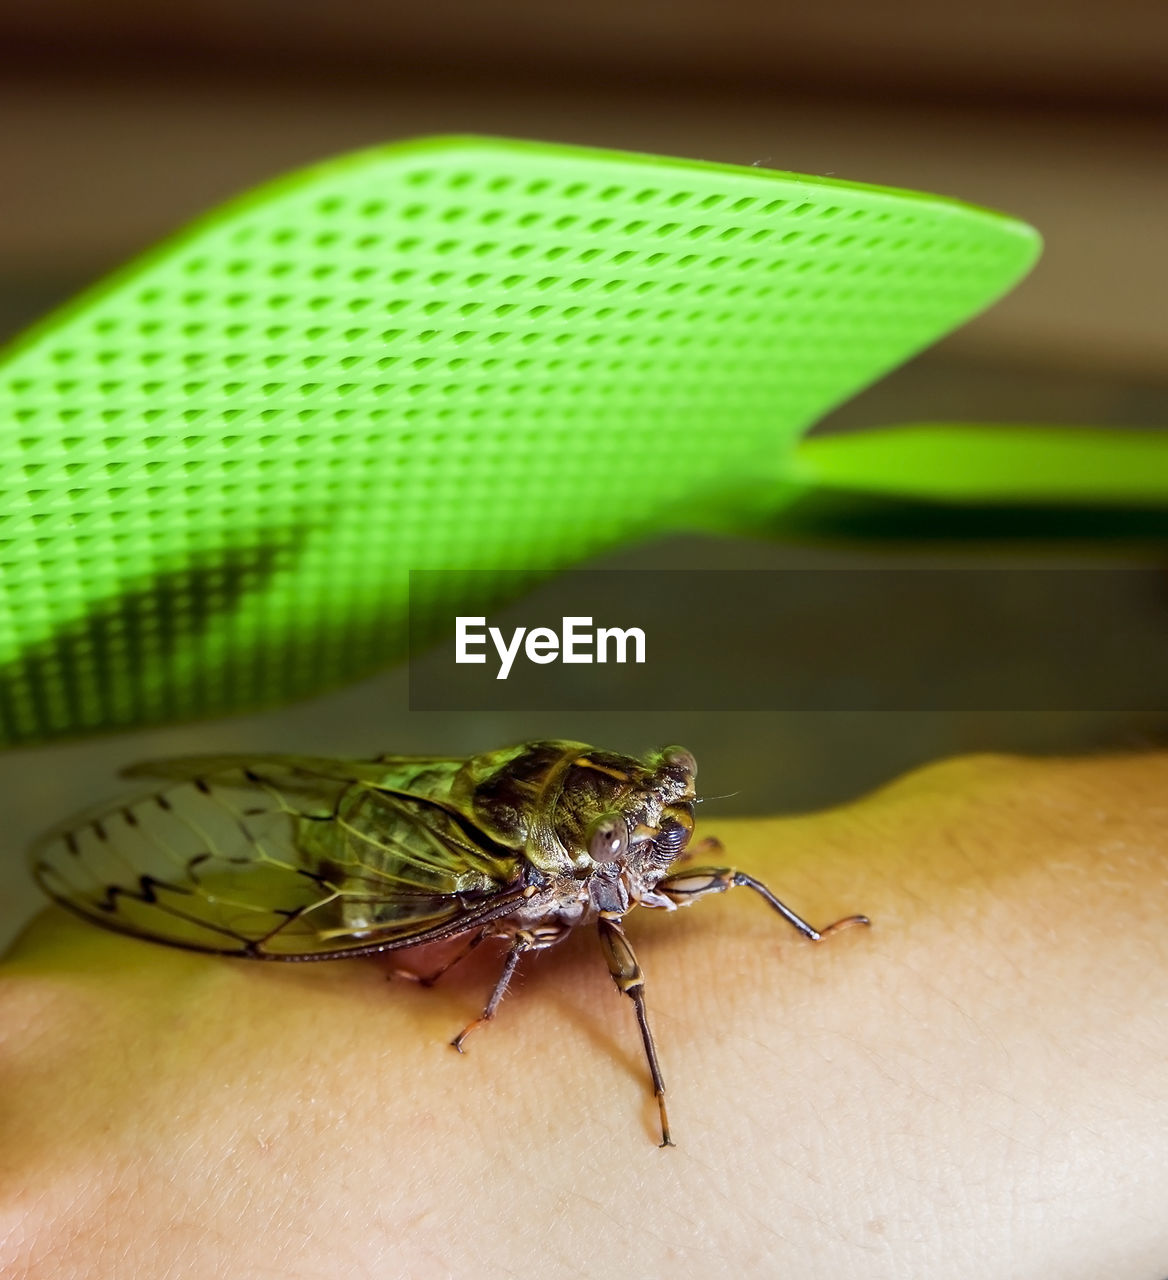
[587,814,629,863]
[660,746,697,777]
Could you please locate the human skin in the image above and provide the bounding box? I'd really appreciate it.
[1,752,1166,1280]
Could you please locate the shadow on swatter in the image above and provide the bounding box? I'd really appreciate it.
[0,535,304,744]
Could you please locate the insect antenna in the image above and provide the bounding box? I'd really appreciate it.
[693,791,740,805]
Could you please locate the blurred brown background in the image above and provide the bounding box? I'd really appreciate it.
[2,0,1166,944]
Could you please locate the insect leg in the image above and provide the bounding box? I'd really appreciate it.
[393,928,488,987]
[657,867,869,941]
[450,936,527,1053]
[597,916,674,1148]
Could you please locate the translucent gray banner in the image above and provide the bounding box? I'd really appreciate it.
[408,569,1168,712]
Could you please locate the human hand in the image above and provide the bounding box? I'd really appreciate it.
[3,753,1166,1279]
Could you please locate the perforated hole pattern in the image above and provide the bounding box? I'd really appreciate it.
[0,135,1040,742]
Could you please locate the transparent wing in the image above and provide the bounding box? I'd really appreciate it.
[31,755,526,959]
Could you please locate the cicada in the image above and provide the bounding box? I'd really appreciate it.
[31,740,868,1145]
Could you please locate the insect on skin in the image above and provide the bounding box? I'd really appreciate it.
[31,740,869,1146]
